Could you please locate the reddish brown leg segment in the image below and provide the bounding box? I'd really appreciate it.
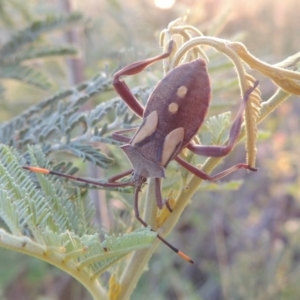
[175,156,256,181]
[187,81,259,157]
[112,129,136,143]
[108,169,133,182]
[113,41,174,117]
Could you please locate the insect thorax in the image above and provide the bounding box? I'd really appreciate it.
[121,144,166,182]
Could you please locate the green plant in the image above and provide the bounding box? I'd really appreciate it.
[0,8,84,97]
[0,18,300,300]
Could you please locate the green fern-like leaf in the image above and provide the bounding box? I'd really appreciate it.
[0,0,32,27]
[8,44,78,63]
[0,64,52,89]
[0,12,83,58]
[0,71,113,153]
[59,142,114,168]
[0,12,84,95]
[204,111,231,145]
[0,144,156,293]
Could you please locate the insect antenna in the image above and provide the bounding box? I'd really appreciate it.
[133,186,194,264]
[22,166,133,188]
[23,165,194,263]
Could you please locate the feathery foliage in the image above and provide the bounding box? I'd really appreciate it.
[0,11,84,94]
[0,15,300,300]
[0,71,147,172]
[0,144,156,297]
[204,111,231,145]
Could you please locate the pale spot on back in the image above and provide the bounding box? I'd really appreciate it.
[176,86,188,98]
[168,102,179,114]
[131,110,158,145]
[161,127,184,166]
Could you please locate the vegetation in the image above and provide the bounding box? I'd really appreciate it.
[0,1,300,299]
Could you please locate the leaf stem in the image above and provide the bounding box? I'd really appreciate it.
[0,229,108,300]
[117,178,160,300]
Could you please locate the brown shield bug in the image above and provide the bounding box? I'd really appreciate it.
[24,41,258,263]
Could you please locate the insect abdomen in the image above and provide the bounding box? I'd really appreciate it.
[144,58,211,146]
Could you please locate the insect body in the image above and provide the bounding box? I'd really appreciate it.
[24,41,258,263]
[121,58,210,187]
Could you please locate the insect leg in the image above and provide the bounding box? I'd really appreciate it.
[187,81,259,157]
[133,184,193,263]
[175,156,256,181]
[108,169,133,182]
[154,178,164,209]
[112,128,136,143]
[113,41,174,117]
[154,178,172,212]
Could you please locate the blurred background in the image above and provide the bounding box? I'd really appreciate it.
[0,0,300,299]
